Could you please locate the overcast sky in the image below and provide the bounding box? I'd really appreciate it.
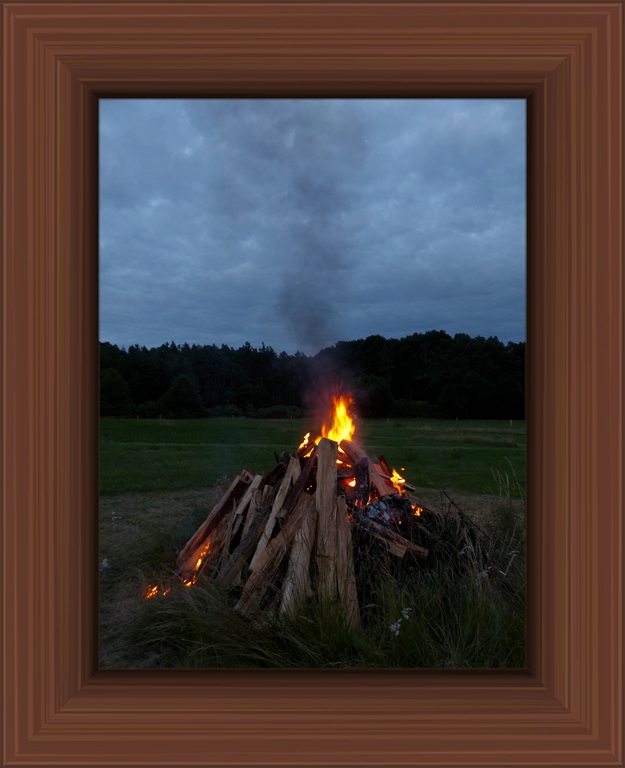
[99,99,526,355]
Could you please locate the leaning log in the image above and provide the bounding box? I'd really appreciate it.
[236,493,316,617]
[214,481,282,588]
[368,461,397,497]
[251,455,301,570]
[176,472,252,567]
[316,438,338,601]
[280,505,317,616]
[335,496,360,627]
[350,507,429,559]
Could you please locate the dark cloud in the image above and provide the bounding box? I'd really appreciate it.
[99,99,525,353]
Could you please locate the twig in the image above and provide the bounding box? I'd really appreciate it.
[441,491,492,541]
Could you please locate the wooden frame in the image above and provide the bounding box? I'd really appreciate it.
[2,1,622,765]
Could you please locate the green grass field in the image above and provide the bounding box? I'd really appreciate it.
[100,416,525,497]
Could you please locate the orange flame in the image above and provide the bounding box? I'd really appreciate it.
[390,468,406,494]
[144,583,171,599]
[299,395,356,459]
[321,395,356,444]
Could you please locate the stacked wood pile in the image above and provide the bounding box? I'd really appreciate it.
[170,436,439,625]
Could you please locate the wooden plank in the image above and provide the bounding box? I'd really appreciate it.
[234,474,264,521]
[250,455,301,570]
[339,439,368,465]
[315,437,338,601]
[235,493,315,618]
[276,445,318,520]
[364,529,407,558]
[298,435,316,458]
[376,455,416,492]
[350,507,429,559]
[261,483,273,504]
[231,474,264,542]
[369,460,397,497]
[335,496,360,627]
[217,499,238,570]
[241,484,263,540]
[176,473,252,566]
[279,505,317,616]
[213,482,282,588]
[265,460,287,488]
[177,499,236,583]
[376,454,392,476]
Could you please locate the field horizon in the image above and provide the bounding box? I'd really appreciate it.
[100,416,525,498]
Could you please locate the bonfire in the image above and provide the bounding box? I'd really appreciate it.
[144,391,499,625]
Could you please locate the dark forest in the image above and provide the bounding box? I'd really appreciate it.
[100,330,525,421]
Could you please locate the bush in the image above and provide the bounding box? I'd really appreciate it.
[251,405,306,419]
[391,399,438,418]
[205,404,244,418]
[137,400,161,419]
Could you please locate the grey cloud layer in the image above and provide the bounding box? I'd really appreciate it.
[100,99,525,353]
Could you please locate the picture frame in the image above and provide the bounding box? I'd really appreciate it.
[2,2,622,765]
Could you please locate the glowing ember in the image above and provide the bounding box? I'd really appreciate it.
[390,468,406,494]
[347,479,356,487]
[144,583,171,599]
[321,395,356,444]
[186,541,211,586]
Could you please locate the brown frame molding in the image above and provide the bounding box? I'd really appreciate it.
[2,2,622,765]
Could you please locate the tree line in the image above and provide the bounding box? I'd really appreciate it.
[100,330,525,421]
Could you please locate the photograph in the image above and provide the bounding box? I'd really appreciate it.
[4,1,620,763]
[98,98,526,669]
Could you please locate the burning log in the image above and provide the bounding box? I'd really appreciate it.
[158,391,496,628]
[177,472,253,570]
[178,497,237,586]
[369,461,397,498]
[339,439,368,466]
[377,454,416,492]
[276,445,318,520]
